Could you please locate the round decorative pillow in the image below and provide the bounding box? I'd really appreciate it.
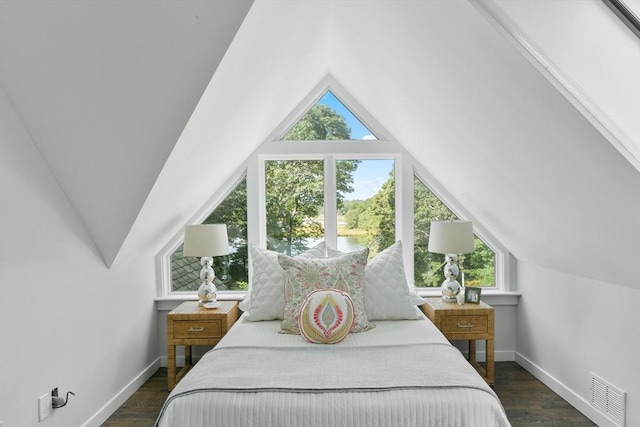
[298,289,355,344]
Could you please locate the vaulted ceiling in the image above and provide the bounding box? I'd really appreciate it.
[1,0,638,288]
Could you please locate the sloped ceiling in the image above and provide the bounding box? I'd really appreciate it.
[0,0,254,266]
[1,0,638,287]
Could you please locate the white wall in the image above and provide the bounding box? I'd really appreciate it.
[492,0,640,167]
[516,262,640,427]
[0,90,159,427]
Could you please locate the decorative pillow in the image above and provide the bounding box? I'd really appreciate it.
[278,248,374,334]
[329,241,424,320]
[240,242,327,321]
[364,241,425,320]
[298,289,355,344]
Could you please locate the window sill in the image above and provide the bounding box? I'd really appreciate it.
[156,290,520,311]
[415,289,520,306]
[155,292,246,311]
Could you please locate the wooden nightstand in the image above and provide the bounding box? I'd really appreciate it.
[167,300,239,390]
[421,297,494,385]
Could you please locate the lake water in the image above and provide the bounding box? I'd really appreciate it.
[336,236,365,253]
[307,236,364,253]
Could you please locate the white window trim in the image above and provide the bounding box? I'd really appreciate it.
[155,165,249,298]
[258,150,402,250]
[158,141,514,298]
[156,74,516,302]
[413,161,513,292]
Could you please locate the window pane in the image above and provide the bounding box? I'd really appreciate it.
[338,159,395,256]
[282,91,377,141]
[413,176,495,287]
[265,160,324,255]
[171,178,248,292]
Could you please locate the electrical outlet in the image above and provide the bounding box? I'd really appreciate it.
[38,392,51,422]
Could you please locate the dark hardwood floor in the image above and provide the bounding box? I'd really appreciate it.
[102,362,596,426]
[493,363,595,427]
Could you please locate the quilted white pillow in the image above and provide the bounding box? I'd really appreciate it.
[329,241,424,320]
[364,241,424,320]
[240,242,327,321]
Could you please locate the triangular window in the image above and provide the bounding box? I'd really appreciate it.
[282,91,378,141]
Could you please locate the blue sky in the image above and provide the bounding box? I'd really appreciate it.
[346,159,394,200]
[318,92,376,140]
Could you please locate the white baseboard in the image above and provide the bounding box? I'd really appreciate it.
[515,352,619,427]
[81,358,161,427]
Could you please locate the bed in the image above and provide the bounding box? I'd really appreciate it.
[155,242,511,427]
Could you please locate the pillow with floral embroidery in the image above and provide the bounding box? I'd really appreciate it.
[298,289,355,344]
[278,248,373,335]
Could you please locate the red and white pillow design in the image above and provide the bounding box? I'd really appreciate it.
[298,289,355,344]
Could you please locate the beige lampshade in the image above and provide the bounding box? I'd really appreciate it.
[428,220,475,254]
[183,224,230,257]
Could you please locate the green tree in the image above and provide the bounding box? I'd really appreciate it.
[361,176,395,256]
[284,105,352,140]
[204,177,248,288]
[413,176,495,287]
[171,178,248,291]
[413,176,455,287]
[463,239,495,286]
[344,200,367,228]
[267,105,359,255]
[265,160,325,254]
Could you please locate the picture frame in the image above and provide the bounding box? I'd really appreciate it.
[464,286,482,304]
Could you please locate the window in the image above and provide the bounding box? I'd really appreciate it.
[413,176,495,288]
[260,157,396,258]
[282,91,377,141]
[265,159,325,255]
[170,178,248,292]
[337,159,395,256]
[163,80,508,296]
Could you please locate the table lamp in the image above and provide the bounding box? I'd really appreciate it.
[183,224,230,305]
[428,220,475,303]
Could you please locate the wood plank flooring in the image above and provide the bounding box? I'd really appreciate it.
[102,362,596,427]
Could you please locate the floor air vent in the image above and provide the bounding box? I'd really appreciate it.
[591,373,625,426]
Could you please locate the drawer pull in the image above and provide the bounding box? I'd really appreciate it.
[188,327,205,332]
[457,323,474,328]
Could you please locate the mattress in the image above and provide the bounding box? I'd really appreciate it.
[156,313,511,427]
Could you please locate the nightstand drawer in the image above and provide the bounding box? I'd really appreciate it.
[173,320,221,339]
[441,315,488,334]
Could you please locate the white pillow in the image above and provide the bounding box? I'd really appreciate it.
[329,241,424,320]
[240,242,327,321]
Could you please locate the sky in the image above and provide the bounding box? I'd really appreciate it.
[347,159,394,201]
[318,91,376,140]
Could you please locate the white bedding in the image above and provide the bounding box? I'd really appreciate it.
[156,313,511,427]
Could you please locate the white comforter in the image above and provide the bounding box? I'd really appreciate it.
[156,314,511,427]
